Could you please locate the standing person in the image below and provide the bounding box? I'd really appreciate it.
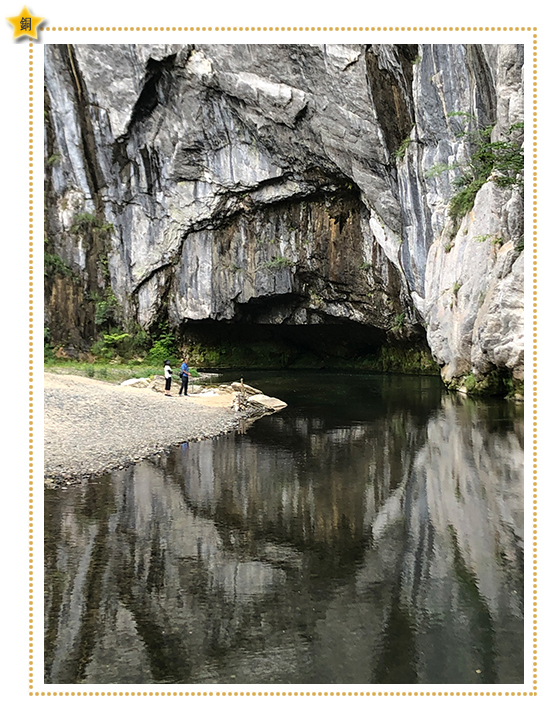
[164,359,173,396]
[179,357,191,396]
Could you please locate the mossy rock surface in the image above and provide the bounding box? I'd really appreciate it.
[447,370,523,399]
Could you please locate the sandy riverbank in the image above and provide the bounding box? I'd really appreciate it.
[44,373,249,487]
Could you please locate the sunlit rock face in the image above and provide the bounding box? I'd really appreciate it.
[44,43,523,389]
[409,44,524,391]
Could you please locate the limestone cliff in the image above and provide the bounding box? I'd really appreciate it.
[44,43,524,394]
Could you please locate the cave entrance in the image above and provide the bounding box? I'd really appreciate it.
[180,319,401,371]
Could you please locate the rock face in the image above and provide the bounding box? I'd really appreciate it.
[403,45,524,394]
[44,43,524,394]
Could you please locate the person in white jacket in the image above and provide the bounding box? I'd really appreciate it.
[164,360,173,396]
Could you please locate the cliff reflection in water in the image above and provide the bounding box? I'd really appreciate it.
[44,377,523,685]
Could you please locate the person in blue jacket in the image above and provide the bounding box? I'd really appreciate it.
[179,357,191,396]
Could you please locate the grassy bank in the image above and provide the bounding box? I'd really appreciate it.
[44,360,201,384]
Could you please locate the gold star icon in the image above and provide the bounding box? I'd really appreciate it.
[6,6,45,40]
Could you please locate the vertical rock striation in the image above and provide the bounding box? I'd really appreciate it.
[44,43,524,394]
[401,45,524,394]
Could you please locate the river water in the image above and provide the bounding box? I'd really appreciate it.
[44,371,524,685]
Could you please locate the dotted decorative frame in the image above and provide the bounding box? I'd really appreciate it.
[39,26,533,31]
[30,25,537,697]
[28,36,35,696]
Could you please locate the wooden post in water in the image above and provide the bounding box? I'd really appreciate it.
[240,377,246,411]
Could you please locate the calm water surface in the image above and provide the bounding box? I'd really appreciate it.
[44,372,524,684]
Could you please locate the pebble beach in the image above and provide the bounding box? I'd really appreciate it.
[44,373,243,487]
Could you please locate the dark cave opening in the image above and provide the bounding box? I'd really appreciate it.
[184,319,384,356]
[179,319,437,374]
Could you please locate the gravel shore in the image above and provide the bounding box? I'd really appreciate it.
[44,373,243,487]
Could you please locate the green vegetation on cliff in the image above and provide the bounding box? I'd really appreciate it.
[44,253,76,280]
[449,124,524,221]
[427,118,524,224]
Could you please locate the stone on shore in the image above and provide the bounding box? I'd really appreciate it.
[120,377,150,388]
[247,394,288,412]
